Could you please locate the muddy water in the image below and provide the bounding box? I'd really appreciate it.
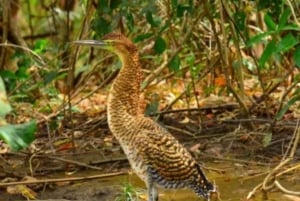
[97,163,300,201]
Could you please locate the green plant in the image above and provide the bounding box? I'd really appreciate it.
[0,76,36,151]
[115,182,142,201]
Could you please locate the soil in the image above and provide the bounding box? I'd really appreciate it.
[0,108,299,201]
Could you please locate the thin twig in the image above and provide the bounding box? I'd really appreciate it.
[0,171,127,187]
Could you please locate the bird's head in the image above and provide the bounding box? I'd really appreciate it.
[73,32,138,61]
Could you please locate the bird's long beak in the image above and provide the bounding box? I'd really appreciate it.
[72,40,108,48]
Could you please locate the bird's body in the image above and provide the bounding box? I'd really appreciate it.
[74,33,215,201]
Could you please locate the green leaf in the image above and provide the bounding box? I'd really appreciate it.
[263,133,272,147]
[233,11,246,31]
[294,46,300,68]
[146,11,159,27]
[0,77,11,117]
[0,121,36,151]
[177,4,191,17]
[158,20,170,35]
[133,33,153,43]
[126,13,134,31]
[91,17,111,36]
[171,0,178,9]
[276,34,298,53]
[247,32,271,47]
[110,0,122,10]
[154,36,166,54]
[169,54,181,72]
[34,39,48,54]
[280,24,300,31]
[259,40,276,69]
[276,94,300,120]
[264,13,276,31]
[278,8,291,30]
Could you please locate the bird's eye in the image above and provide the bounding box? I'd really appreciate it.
[105,40,114,46]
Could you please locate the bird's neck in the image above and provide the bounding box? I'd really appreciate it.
[108,52,141,117]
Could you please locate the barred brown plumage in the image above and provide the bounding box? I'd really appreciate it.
[73,32,216,201]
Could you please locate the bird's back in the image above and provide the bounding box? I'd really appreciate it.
[108,111,214,195]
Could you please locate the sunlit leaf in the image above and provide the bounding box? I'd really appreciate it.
[154,36,166,54]
[34,39,48,54]
[276,33,298,53]
[294,46,300,68]
[259,40,276,69]
[0,121,36,151]
[276,94,300,120]
[280,24,300,31]
[263,133,272,147]
[169,54,181,72]
[246,32,270,47]
[264,13,276,31]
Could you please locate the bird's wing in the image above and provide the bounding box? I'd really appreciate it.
[133,117,200,183]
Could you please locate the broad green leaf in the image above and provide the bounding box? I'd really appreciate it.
[259,40,276,69]
[247,32,271,47]
[169,54,181,72]
[276,34,298,53]
[0,77,11,117]
[233,11,246,31]
[276,94,300,120]
[154,37,166,54]
[133,33,153,43]
[263,133,272,147]
[264,14,276,31]
[278,8,291,30]
[0,121,36,151]
[294,46,300,68]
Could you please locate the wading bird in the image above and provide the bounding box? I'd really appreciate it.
[73,33,216,201]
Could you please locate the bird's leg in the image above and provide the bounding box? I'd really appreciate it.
[147,178,158,201]
[152,186,158,201]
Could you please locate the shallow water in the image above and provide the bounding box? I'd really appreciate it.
[100,163,300,201]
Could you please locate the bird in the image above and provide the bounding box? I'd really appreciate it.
[73,32,216,201]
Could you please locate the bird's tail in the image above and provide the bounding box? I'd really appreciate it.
[189,163,215,200]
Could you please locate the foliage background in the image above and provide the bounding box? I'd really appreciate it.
[0,0,299,150]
